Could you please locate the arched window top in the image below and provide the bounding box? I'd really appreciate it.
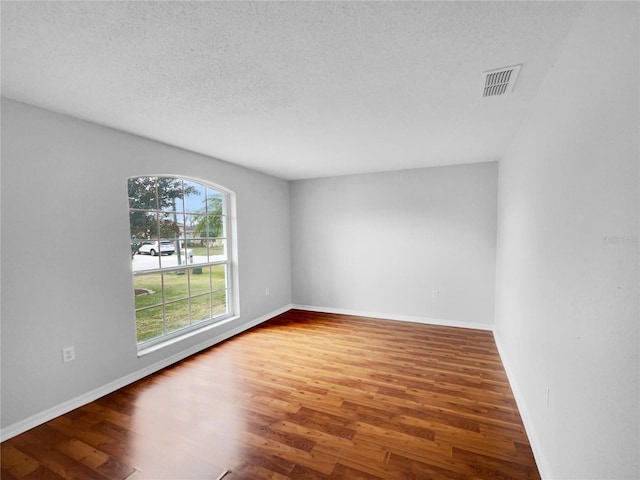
[128,176,228,215]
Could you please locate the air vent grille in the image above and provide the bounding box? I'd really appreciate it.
[482,65,522,97]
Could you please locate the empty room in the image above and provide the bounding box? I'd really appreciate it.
[1,1,638,479]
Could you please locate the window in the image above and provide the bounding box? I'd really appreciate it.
[128,176,233,348]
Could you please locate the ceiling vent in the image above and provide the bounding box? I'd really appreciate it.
[482,65,522,97]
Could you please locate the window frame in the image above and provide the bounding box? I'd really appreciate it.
[128,175,236,352]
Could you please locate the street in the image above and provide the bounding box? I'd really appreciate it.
[132,251,213,271]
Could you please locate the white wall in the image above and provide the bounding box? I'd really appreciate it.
[291,162,498,328]
[494,3,639,479]
[0,99,292,435]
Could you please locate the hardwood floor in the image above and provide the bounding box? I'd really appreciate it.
[1,310,540,479]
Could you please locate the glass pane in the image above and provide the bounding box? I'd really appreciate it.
[183,237,208,266]
[158,178,184,213]
[191,213,223,247]
[172,246,190,268]
[133,239,162,272]
[190,294,212,324]
[153,247,185,270]
[220,214,227,238]
[128,176,157,210]
[204,215,224,239]
[163,271,189,303]
[212,289,227,316]
[165,300,190,333]
[129,210,158,242]
[158,212,180,241]
[136,305,164,343]
[211,264,226,291]
[209,239,226,261]
[133,273,163,309]
[172,215,189,268]
[182,214,203,265]
[206,188,226,213]
[172,212,186,230]
[203,190,225,240]
[183,213,197,241]
[189,266,211,296]
[183,181,206,214]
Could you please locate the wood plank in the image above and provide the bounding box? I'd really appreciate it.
[1,310,540,479]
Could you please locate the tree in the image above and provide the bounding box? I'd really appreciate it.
[128,176,199,240]
[193,197,223,243]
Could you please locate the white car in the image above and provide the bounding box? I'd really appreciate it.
[137,241,175,256]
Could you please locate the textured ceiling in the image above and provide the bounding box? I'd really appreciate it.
[1,1,585,180]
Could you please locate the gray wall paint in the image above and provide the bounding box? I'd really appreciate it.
[1,98,292,429]
[495,3,639,479]
[290,163,498,327]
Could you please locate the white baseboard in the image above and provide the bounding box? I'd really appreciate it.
[291,304,494,331]
[493,330,550,479]
[0,305,292,442]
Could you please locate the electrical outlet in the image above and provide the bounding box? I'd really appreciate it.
[432,290,439,299]
[62,346,75,363]
[265,287,270,296]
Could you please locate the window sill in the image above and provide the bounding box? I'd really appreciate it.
[137,314,239,357]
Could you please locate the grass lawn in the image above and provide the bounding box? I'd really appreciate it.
[185,244,224,257]
[134,265,227,343]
